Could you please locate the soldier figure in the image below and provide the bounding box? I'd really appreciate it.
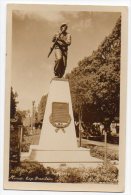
[52,23,71,78]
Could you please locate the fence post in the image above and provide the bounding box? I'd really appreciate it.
[18,125,23,160]
[104,130,107,167]
[79,105,82,147]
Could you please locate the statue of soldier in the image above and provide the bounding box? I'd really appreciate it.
[52,23,71,78]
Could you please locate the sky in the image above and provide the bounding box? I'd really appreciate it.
[11,7,120,111]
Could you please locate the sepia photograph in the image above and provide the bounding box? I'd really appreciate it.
[4,4,128,192]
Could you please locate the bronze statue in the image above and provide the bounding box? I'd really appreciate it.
[48,23,71,78]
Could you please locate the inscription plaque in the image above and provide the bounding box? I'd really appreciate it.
[52,102,69,123]
[49,102,71,132]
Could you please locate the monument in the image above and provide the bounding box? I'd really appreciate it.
[21,24,102,167]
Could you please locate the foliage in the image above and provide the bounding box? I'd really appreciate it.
[90,146,119,161]
[10,87,18,118]
[88,135,104,142]
[88,134,119,144]
[16,110,29,124]
[10,87,21,168]
[9,161,58,182]
[108,134,119,144]
[21,140,31,152]
[37,95,47,123]
[9,161,118,183]
[67,17,121,127]
[9,123,21,168]
[57,164,118,183]
[21,131,41,152]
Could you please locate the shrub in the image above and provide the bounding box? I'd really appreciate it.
[107,135,119,144]
[90,146,119,160]
[9,161,118,184]
[9,161,58,182]
[21,134,41,152]
[88,135,119,144]
[56,164,118,183]
[56,167,84,183]
[21,140,31,152]
[10,123,21,168]
[88,135,104,142]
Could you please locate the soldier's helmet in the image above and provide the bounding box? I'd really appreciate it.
[60,23,68,29]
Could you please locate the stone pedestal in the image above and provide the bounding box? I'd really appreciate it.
[37,78,77,150]
[22,78,102,165]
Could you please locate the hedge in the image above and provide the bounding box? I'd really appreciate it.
[9,161,118,183]
[88,135,119,144]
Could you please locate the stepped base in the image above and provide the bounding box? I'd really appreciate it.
[21,146,102,164]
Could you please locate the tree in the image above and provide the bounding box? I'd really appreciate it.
[37,95,47,123]
[10,87,21,168]
[10,87,18,119]
[67,17,121,130]
[16,110,28,122]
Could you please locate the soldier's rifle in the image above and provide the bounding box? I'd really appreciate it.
[48,32,63,58]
